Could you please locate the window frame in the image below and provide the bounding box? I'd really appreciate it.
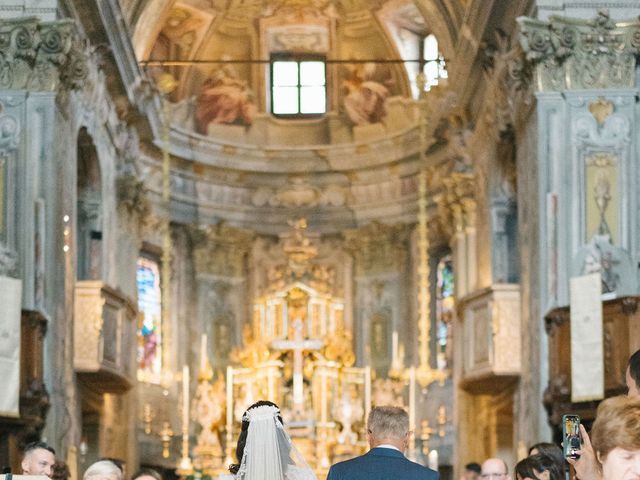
[270,53,327,119]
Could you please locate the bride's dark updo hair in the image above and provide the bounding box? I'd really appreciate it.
[228,400,283,475]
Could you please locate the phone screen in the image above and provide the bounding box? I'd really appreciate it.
[562,414,581,459]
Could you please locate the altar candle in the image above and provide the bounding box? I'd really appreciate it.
[409,367,416,439]
[320,368,328,424]
[364,366,372,420]
[392,331,398,366]
[182,365,190,433]
[428,449,439,471]
[226,366,233,428]
[200,334,207,373]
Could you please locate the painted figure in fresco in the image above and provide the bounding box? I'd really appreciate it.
[194,65,257,133]
[140,327,159,371]
[342,63,392,126]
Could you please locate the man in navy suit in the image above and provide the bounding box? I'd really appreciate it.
[327,406,439,480]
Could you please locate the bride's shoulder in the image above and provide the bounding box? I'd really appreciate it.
[285,465,317,480]
[217,474,235,480]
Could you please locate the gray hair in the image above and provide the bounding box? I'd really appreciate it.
[83,461,122,480]
[367,406,409,440]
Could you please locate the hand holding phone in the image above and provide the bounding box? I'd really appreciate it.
[562,414,581,459]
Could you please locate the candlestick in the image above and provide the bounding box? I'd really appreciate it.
[224,366,234,467]
[200,334,207,373]
[428,449,439,471]
[364,366,372,422]
[392,331,398,367]
[182,365,190,430]
[408,366,416,460]
[177,365,193,476]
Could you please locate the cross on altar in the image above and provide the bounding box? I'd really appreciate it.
[272,319,324,411]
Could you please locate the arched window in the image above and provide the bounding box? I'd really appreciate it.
[398,30,448,98]
[137,255,163,381]
[422,34,447,91]
[435,255,454,370]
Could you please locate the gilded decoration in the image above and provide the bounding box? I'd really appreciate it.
[518,10,640,91]
[589,98,614,126]
[0,17,89,91]
[585,152,618,244]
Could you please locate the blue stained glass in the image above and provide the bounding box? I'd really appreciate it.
[137,257,162,380]
[436,256,454,370]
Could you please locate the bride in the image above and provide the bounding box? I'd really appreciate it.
[221,400,317,480]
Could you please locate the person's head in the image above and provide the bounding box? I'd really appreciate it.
[527,443,564,469]
[228,400,282,475]
[515,454,563,480]
[367,406,410,452]
[591,395,640,480]
[462,462,481,480]
[83,460,123,480]
[21,441,56,477]
[131,469,162,480]
[627,349,640,397]
[480,458,511,480]
[51,460,70,480]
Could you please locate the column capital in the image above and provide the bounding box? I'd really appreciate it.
[0,17,89,92]
[518,10,640,91]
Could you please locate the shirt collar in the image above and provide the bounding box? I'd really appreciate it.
[376,444,402,452]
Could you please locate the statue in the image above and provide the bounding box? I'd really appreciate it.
[194,65,257,133]
[192,375,226,471]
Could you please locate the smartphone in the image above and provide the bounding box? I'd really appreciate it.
[562,414,581,459]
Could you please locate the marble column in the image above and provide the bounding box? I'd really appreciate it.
[518,7,640,444]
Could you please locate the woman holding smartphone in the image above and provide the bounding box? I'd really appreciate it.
[589,395,640,480]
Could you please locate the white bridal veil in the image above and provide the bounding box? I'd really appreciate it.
[236,405,317,480]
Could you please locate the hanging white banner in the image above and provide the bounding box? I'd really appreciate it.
[0,276,22,417]
[570,273,604,402]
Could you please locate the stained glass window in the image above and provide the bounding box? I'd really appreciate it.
[436,255,454,370]
[137,256,162,381]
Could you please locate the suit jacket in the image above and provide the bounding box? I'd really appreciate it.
[326,447,439,480]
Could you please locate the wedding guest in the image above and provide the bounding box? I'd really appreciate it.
[131,468,162,480]
[569,348,640,480]
[480,458,510,480]
[514,453,563,480]
[461,462,481,480]
[590,395,640,480]
[21,441,56,477]
[51,460,70,480]
[83,460,122,480]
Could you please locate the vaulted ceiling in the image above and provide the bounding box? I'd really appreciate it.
[125,0,468,103]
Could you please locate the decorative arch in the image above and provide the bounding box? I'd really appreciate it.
[76,127,103,281]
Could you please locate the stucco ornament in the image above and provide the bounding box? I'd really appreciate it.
[518,10,640,91]
[0,17,89,92]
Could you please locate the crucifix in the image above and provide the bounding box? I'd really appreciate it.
[272,318,323,413]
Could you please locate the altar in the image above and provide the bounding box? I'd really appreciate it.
[223,278,371,474]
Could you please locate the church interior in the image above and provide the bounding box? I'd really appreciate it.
[1,0,639,479]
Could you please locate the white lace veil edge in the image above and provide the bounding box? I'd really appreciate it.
[236,405,316,480]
